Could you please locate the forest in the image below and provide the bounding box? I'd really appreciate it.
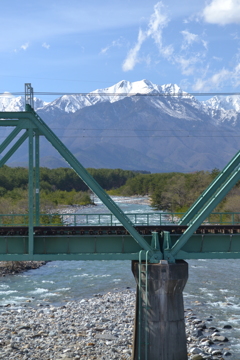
[0,165,240,216]
[0,166,139,214]
[109,168,240,214]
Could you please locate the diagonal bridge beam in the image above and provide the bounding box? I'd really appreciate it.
[179,150,240,225]
[0,125,23,153]
[0,106,162,263]
[164,165,240,262]
[0,131,29,167]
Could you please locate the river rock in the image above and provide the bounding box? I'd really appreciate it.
[223,324,232,329]
[191,355,204,360]
[0,289,233,360]
[212,335,228,342]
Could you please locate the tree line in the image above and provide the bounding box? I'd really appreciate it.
[0,166,139,214]
[113,168,240,214]
[1,165,239,216]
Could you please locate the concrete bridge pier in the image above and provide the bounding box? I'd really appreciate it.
[132,260,188,360]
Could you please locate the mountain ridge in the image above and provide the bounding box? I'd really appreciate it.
[1,80,240,172]
[1,79,240,120]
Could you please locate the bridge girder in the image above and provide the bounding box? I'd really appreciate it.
[1,103,240,261]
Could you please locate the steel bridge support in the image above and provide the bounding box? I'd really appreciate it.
[132,260,188,360]
[3,83,240,360]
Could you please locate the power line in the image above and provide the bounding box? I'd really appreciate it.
[51,128,239,133]
[57,135,240,138]
[1,91,240,97]
[1,134,240,138]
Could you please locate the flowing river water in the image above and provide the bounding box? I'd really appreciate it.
[0,196,240,355]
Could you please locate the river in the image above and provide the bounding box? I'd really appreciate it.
[0,196,240,354]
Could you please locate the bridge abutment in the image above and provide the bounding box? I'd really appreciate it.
[132,260,188,360]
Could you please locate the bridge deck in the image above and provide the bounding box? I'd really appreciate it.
[1,225,240,261]
[1,224,240,235]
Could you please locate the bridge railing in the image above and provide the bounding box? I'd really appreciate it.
[0,212,171,226]
[0,212,240,226]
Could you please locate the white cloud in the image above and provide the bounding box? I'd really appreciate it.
[100,37,124,55]
[0,3,155,54]
[147,2,169,49]
[202,40,208,50]
[181,30,208,50]
[175,55,203,76]
[100,47,109,55]
[181,30,198,49]
[231,32,240,39]
[193,64,240,91]
[202,0,240,25]
[21,42,29,50]
[122,29,146,71]
[42,42,50,49]
[122,2,208,78]
[122,2,171,71]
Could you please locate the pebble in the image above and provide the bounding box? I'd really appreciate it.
[0,289,233,359]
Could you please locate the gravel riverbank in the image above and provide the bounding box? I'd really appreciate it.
[0,289,233,360]
[0,261,47,277]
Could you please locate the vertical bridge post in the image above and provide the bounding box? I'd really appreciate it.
[132,260,188,360]
[28,127,34,255]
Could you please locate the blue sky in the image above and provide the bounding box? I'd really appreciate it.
[1,0,240,99]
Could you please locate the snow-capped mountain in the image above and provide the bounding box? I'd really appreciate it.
[0,92,47,112]
[1,80,240,119]
[201,95,240,126]
[202,95,240,112]
[2,79,240,134]
[31,80,196,114]
[2,79,240,172]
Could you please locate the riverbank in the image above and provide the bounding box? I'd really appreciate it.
[0,289,233,360]
[0,261,47,277]
[54,195,151,214]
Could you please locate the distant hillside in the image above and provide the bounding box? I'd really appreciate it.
[1,79,240,172]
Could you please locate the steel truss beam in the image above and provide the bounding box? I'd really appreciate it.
[165,165,240,261]
[180,150,240,225]
[0,125,23,153]
[0,232,240,261]
[1,105,240,262]
[0,106,162,263]
[0,131,28,167]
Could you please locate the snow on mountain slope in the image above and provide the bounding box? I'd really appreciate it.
[0,80,201,114]
[0,92,47,111]
[202,95,240,112]
[40,80,194,114]
[201,95,240,126]
[2,81,240,127]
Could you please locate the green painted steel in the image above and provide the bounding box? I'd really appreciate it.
[1,211,240,227]
[166,167,240,261]
[0,106,161,262]
[0,125,22,153]
[179,150,240,225]
[25,83,34,108]
[28,128,34,255]
[2,100,240,262]
[35,132,40,225]
[0,212,171,226]
[25,105,159,261]
[0,120,19,127]
[0,233,151,261]
[137,251,150,360]
[0,232,240,261]
[0,131,28,167]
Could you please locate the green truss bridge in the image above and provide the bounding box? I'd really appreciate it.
[1,84,240,359]
[1,93,240,263]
